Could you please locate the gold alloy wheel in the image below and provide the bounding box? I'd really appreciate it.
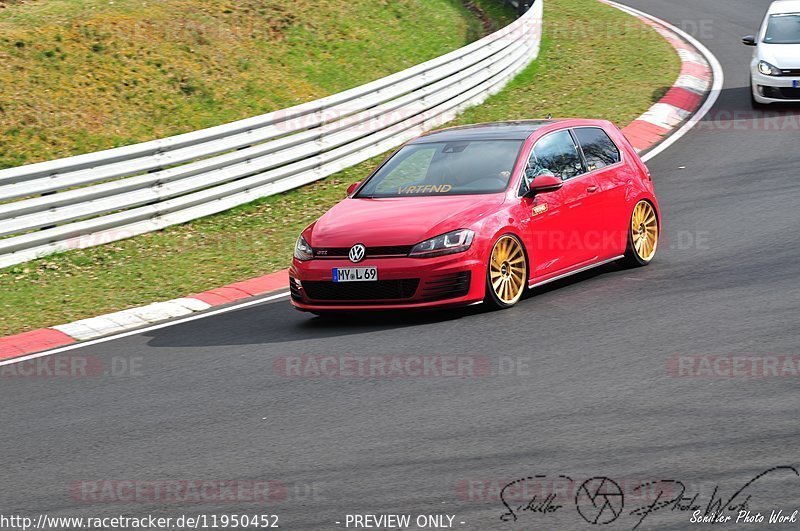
[631,200,658,262]
[489,235,527,305]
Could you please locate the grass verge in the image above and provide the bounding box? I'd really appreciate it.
[0,0,511,169]
[0,0,680,336]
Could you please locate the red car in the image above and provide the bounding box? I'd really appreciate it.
[290,119,660,313]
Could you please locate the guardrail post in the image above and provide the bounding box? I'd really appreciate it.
[40,190,57,230]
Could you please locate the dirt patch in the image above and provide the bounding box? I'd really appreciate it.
[462,0,496,35]
[0,0,36,7]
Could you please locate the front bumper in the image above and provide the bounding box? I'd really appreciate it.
[289,252,485,311]
[752,70,800,104]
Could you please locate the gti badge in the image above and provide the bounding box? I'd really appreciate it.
[349,243,366,263]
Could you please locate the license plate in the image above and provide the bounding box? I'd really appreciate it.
[794,80,800,88]
[332,267,377,282]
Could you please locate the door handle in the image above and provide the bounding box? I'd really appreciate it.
[587,185,598,193]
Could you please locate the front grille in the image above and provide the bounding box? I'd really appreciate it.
[761,86,800,99]
[421,271,471,301]
[313,245,412,259]
[302,279,420,301]
[778,68,800,76]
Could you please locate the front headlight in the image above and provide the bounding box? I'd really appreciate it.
[758,60,781,76]
[294,235,313,261]
[409,229,475,258]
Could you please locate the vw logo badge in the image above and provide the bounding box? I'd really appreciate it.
[348,244,366,263]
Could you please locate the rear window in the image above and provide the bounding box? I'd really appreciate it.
[573,127,621,172]
[764,13,800,44]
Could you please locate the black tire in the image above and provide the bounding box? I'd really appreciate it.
[484,234,528,310]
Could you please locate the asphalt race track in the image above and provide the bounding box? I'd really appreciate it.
[1,1,799,529]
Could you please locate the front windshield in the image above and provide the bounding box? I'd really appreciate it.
[764,13,800,44]
[356,139,523,198]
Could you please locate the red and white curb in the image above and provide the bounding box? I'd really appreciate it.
[0,2,723,362]
[0,269,289,361]
[600,0,722,157]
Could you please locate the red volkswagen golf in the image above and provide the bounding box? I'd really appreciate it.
[290,119,660,313]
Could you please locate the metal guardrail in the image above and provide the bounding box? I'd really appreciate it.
[0,1,542,269]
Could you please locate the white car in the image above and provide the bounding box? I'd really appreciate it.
[743,0,800,106]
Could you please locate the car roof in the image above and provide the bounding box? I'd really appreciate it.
[407,120,566,144]
[769,0,800,14]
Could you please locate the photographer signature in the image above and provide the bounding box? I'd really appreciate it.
[498,466,799,528]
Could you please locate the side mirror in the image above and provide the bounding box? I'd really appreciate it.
[742,35,756,46]
[346,181,362,196]
[525,173,563,196]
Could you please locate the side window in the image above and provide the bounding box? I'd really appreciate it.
[573,127,620,172]
[527,130,586,183]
